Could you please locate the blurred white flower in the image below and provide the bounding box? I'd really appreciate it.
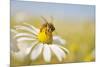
[11,29,19,52]
[11,23,69,63]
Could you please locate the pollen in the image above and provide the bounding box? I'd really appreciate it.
[37,28,53,44]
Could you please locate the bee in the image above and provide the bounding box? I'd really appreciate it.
[38,16,55,44]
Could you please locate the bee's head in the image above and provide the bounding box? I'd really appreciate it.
[47,23,55,32]
[40,16,55,32]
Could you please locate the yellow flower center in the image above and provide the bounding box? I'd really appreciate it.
[37,27,53,44]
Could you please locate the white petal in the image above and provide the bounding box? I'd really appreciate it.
[31,44,43,60]
[53,36,66,45]
[11,29,18,34]
[13,50,27,62]
[15,25,38,35]
[11,37,19,52]
[50,45,65,62]
[16,41,39,57]
[58,46,69,54]
[12,41,39,62]
[16,37,36,42]
[19,46,32,56]
[17,40,38,50]
[20,41,39,56]
[25,41,40,55]
[23,23,39,33]
[31,40,39,47]
[27,41,39,54]
[14,33,36,38]
[43,45,51,62]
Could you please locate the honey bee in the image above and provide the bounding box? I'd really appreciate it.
[38,16,55,44]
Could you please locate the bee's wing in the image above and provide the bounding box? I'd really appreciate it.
[40,16,48,24]
[40,16,54,23]
[50,16,54,23]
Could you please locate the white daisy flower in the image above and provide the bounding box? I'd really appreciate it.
[11,23,69,63]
